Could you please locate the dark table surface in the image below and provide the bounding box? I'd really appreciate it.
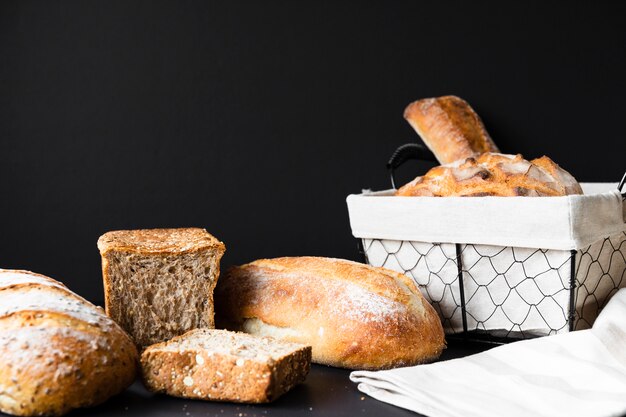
[25,340,490,417]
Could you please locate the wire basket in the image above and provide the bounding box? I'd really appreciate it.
[350,144,626,343]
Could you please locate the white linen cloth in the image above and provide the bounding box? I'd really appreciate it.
[350,289,626,417]
[347,183,625,251]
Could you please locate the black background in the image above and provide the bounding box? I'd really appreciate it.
[1,1,625,303]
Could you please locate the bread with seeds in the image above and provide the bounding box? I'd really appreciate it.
[98,227,226,348]
[140,329,311,403]
[0,269,138,417]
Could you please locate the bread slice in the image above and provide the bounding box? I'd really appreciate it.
[404,95,499,164]
[140,329,311,403]
[98,228,225,348]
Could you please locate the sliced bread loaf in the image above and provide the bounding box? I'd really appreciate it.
[140,329,311,403]
[97,228,225,348]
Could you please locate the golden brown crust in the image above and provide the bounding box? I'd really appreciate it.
[140,329,311,403]
[0,270,138,417]
[404,95,499,164]
[395,153,583,197]
[215,257,445,370]
[97,228,225,255]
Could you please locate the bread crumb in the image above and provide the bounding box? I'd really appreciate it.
[183,376,193,386]
[236,358,245,367]
[195,354,204,365]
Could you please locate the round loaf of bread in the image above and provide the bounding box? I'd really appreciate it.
[396,153,583,197]
[0,269,138,417]
[215,257,445,370]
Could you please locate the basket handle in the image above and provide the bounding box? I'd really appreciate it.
[387,143,437,189]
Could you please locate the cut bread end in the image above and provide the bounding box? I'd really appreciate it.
[99,228,226,348]
[140,329,311,403]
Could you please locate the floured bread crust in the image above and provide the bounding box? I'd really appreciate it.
[215,257,445,370]
[0,269,138,417]
[396,153,583,197]
[404,95,500,164]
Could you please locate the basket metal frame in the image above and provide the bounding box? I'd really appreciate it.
[358,143,626,344]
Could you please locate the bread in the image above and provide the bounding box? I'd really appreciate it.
[215,257,445,370]
[140,329,311,403]
[396,152,583,197]
[97,228,226,348]
[0,269,138,417]
[404,95,500,164]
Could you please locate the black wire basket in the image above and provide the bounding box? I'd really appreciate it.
[351,144,626,344]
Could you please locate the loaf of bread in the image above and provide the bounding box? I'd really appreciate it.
[404,95,500,164]
[396,152,583,197]
[215,257,445,370]
[98,228,226,348]
[140,329,311,403]
[0,269,138,417]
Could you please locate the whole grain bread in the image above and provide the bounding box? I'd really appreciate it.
[97,228,226,348]
[0,269,138,417]
[404,95,500,164]
[140,329,311,403]
[215,257,445,370]
[395,152,583,197]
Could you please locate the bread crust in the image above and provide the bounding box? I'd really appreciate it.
[98,228,226,348]
[140,329,311,403]
[0,269,138,417]
[97,227,225,255]
[215,257,445,370]
[404,95,499,164]
[396,153,583,197]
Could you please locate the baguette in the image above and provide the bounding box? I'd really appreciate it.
[215,257,445,370]
[140,329,311,403]
[404,95,499,164]
[0,269,138,417]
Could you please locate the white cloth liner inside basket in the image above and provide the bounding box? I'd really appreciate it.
[347,183,625,251]
[346,183,626,335]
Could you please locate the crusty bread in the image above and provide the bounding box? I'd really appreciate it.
[98,228,226,348]
[215,257,445,370]
[140,329,311,403]
[396,152,583,197]
[404,95,500,164]
[0,269,138,417]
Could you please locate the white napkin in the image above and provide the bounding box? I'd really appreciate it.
[350,289,626,417]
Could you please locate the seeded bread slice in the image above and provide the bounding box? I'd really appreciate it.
[140,329,311,403]
[97,228,225,348]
